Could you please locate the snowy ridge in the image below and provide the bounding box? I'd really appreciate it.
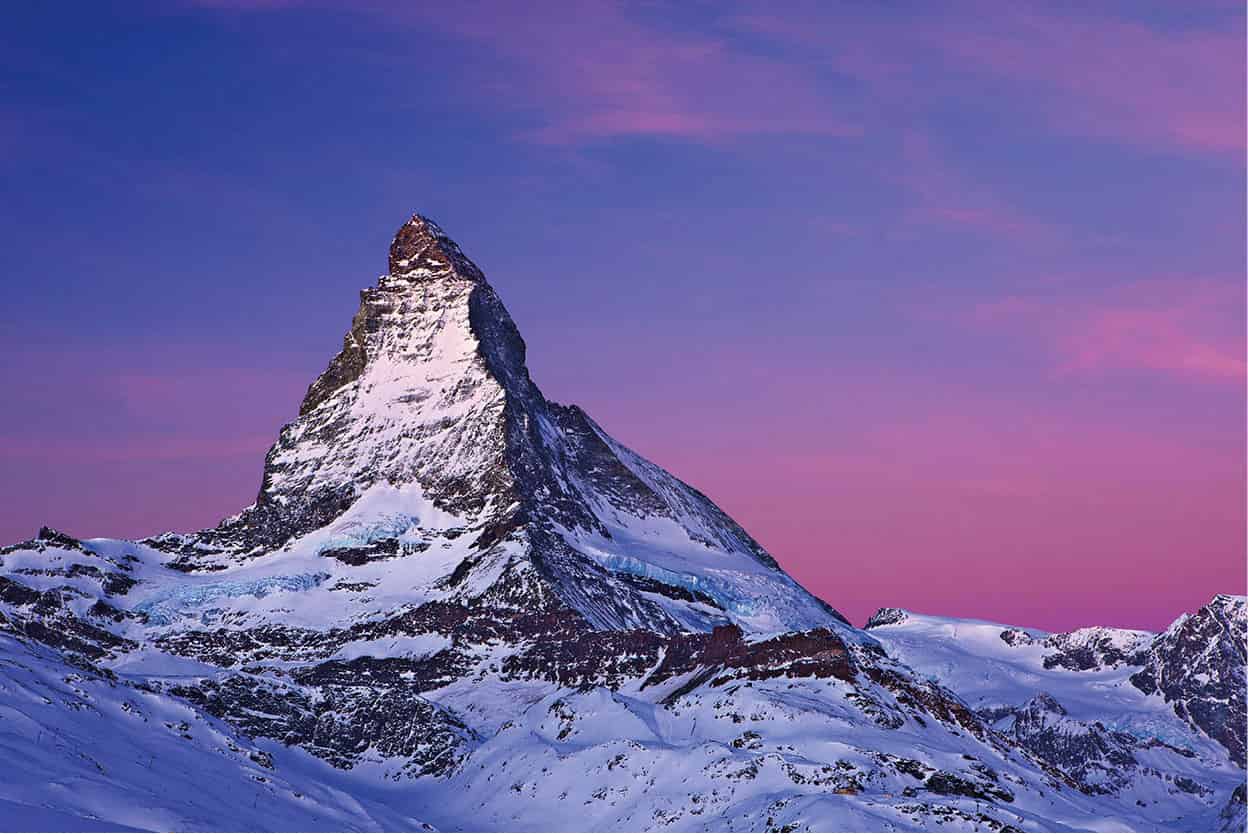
[865,603,1246,825]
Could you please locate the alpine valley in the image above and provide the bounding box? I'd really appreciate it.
[0,215,1243,833]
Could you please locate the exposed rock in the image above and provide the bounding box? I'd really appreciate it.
[980,693,1146,795]
[1130,594,1247,767]
[1042,627,1151,671]
[864,607,909,629]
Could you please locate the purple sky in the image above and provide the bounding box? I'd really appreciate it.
[2,1,1243,631]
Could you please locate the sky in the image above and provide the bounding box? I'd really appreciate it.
[1,1,1243,632]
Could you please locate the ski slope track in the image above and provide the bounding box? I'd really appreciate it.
[0,214,1243,832]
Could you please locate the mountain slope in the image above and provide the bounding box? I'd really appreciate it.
[0,633,431,832]
[865,599,1247,829]
[0,213,1242,833]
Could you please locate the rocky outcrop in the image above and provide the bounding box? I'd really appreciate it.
[1218,782,1246,832]
[979,693,1171,795]
[864,607,909,629]
[1130,594,1247,767]
[1041,627,1151,671]
[169,675,477,777]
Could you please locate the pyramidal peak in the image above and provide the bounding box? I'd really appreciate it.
[155,211,847,636]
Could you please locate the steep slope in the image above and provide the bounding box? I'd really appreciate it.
[1129,594,1247,768]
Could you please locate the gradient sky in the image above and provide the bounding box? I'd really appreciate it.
[2,1,1244,632]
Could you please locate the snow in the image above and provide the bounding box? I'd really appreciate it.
[7,609,1236,832]
[332,634,451,662]
[867,609,1244,786]
[0,635,431,832]
[556,420,845,634]
[396,676,1139,832]
[0,798,146,833]
[134,573,329,626]
[103,648,231,678]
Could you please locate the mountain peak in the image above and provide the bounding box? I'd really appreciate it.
[167,211,846,635]
[388,212,484,281]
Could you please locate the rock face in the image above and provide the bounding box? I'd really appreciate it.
[0,213,1243,832]
[980,693,1174,796]
[181,213,839,636]
[1129,594,1247,768]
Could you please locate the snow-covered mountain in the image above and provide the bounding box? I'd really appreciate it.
[157,214,842,637]
[865,599,1247,829]
[0,214,1243,832]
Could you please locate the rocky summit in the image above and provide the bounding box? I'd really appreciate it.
[0,214,1243,832]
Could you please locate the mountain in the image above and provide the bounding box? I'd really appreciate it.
[864,600,1247,829]
[0,213,1243,832]
[158,214,842,637]
[1130,594,1247,769]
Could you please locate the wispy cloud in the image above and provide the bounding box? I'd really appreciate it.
[929,10,1246,160]
[426,2,861,146]
[738,4,1245,163]
[972,278,1246,384]
[184,0,863,145]
[180,1,1243,163]
[891,132,1056,241]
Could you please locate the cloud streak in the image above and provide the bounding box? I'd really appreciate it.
[891,132,1056,242]
[929,10,1246,160]
[738,3,1244,162]
[182,1,1243,163]
[972,278,1246,384]
[423,2,861,146]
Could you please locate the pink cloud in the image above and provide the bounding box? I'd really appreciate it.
[890,132,1055,241]
[182,2,1242,161]
[973,278,1246,384]
[184,0,860,145]
[426,3,860,146]
[926,10,1245,160]
[1062,309,1245,382]
[739,5,1244,162]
